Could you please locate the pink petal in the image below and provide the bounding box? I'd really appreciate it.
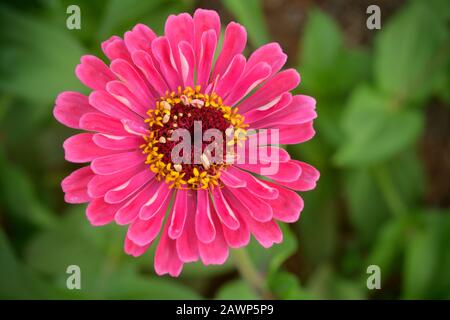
[92,133,141,151]
[124,24,157,55]
[223,189,281,248]
[196,30,217,89]
[165,13,194,73]
[176,190,199,262]
[245,218,283,248]
[245,42,286,78]
[89,90,143,123]
[63,133,114,163]
[151,37,181,91]
[87,164,142,198]
[222,214,250,249]
[75,55,115,90]
[274,160,320,191]
[132,50,169,97]
[79,113,129,136]
[250,95,317,128]
[261,181,304,223]
[86,197,122,226]
[225,167,279,199]
[237,69,300,114]
[256,146,291,164]
[53,92,96,129]
[211,187,240,230]
[154,212,184,277]
[267,121,315,144]
[139,182,172,220]
[193,9,220,63]
[127,194,171,246]
[178,41,195,88]
[220,169,247,188]
[221,207,250,249]
[224,62,271,107]
[244,92,292,122]
[110,59,154,107]
[198,205,229,265]
[114,181,157,225]
[212,22,247,79]
[124,236,150,257]
[225,186,273,222]
[61,166,94,203]
[215,54,246,98]
[106,80,147,117]
[168,189,188,239]
[121,118,149,136]
[105,169,155,204]
[101,36,131,62]
[195,189,216,244]
[236,143,291,165]
[236,160,302,183]
[91,151,145,175]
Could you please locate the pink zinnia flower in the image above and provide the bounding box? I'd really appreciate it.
[54,9,319,277]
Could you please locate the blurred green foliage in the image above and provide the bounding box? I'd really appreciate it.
[0,0,449,299]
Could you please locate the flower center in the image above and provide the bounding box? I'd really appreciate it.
[141,86,247,189]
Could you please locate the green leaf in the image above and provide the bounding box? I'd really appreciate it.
[388,150,425,205]
[97,0,190,39]
[402,214,441,299]
[300,9,343,76]
[299,9,369,98]
[374,0,449,104]
[0,7,86,106]
[268,224,297,274]
[25,223,104,278]
[0,228,74,299]
[215,280,258,300]
[306,264,366,299]
[313,101,345,148]
[423,0,450,21]
[181,260,234,279]
[23,205,202,299]
[24,207,129,295]
[106,269,201,299]
[344,168,390,243]
[246,224,297,275]
[428,211,450,297]
[268,271,313,299]
[344,149,424,244]
[222,0,270,47]
[296,172,339,266]
[332,277,366,300]
[367,218,407,278]
[335,86,424,166]
[0,150,57,229]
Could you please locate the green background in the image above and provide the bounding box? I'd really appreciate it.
[0,0,449,299]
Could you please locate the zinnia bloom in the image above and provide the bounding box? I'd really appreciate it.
[54,9,319,276]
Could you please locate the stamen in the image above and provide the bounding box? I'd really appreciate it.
[191,99,204,108]
[141,85,248,189]
[161,101,171,111]
[201,154,211,170]
[180,95,189,106]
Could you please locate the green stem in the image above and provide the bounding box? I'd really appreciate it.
[374,165,408,217]
[231,248,272,299]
